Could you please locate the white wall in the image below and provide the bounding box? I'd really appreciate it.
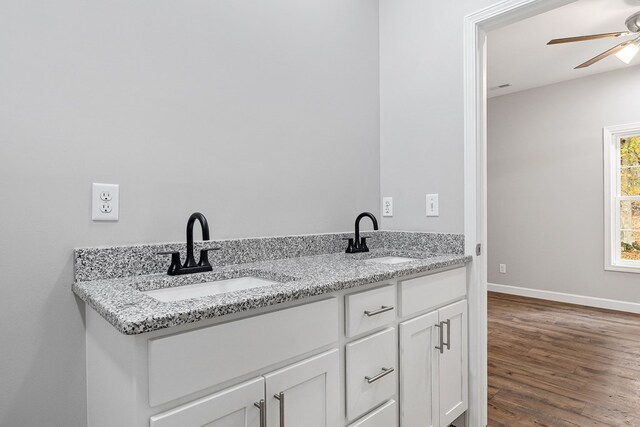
[488,65,640,303]
[379,0,496,233]
[0,0,379,424]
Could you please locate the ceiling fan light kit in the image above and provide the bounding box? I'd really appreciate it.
[547,10,640,68]
[615,39,640,64]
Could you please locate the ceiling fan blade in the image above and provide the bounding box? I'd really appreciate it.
[547,31,631,45]
[574,40,634,69]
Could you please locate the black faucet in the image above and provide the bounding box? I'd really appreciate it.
[159,212,220,275]
[345,212,379,253]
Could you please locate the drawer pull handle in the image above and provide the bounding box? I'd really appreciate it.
[443,319,451,350]
[253,399,266,427]
[274,392,285,427]
[364,305,394,317]
[365,367,395,384]
[435,322,444,354]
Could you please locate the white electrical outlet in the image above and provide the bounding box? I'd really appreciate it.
[499,264,507,274]
[426,194,439,217]
[92,183,119,221]
[382,197,393,217]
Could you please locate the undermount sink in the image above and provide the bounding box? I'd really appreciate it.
[365,256,419,265]
[143,277,278,302]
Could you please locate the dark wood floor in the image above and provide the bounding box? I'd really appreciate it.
[488,292,640,427]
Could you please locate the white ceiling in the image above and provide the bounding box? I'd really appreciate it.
[487,0,640,97]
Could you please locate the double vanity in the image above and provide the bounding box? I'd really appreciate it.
[73,227,471,427]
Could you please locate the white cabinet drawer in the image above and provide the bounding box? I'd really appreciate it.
[399,268,466,317]
[346,328,397,421]
[345,284,396,337]
[148,298,338,406]
[348,400,397,427]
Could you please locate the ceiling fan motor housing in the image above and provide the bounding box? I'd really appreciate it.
[626,11,640,33]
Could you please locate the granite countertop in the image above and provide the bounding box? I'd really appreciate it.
[73,248,471,335]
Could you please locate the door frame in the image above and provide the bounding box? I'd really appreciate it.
[462,0,575,425]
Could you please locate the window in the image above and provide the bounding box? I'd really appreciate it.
[604,123,640,273]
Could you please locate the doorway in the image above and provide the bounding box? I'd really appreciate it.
[463,0,576,425]
[466,0,640,425]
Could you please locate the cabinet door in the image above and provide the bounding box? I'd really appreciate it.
[149,377,263,427]
[438,299,468,427]
[265,349,339,427]
[399,310,439,427]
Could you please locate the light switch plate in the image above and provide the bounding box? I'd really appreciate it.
[426,194,439,217]
[382,197,393,217]
[92,183,119,221]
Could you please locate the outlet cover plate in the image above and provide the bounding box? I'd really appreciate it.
[382,197,393,217]
[92,183,119,221]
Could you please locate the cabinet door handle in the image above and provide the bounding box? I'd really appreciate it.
[364,305,394,317]
[274,392,285,427]
[253,399,266,427]
[443,319,451,351]
[365,367,395,384]
[435,322,444,354]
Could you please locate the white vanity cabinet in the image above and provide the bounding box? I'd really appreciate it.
[84,265,468,427]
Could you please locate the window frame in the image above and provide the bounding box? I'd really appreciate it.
[604,123,640,273]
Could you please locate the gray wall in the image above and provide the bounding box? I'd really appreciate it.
[0,0,379,424]
[379,0,496,233]
[488,66,640,303]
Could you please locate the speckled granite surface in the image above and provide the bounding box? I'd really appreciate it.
[74,231,464,281]
[73,231,470,335]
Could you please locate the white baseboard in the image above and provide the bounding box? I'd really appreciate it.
[487,283,640,314]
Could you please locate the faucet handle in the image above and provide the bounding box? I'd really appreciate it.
[343,238,356,254]
[198,247,221,268]
[360,237,370,252]
[157,251,182,275]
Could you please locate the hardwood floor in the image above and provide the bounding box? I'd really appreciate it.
[488,292,640,427]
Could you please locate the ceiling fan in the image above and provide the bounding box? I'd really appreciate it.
[547,11,640,69]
